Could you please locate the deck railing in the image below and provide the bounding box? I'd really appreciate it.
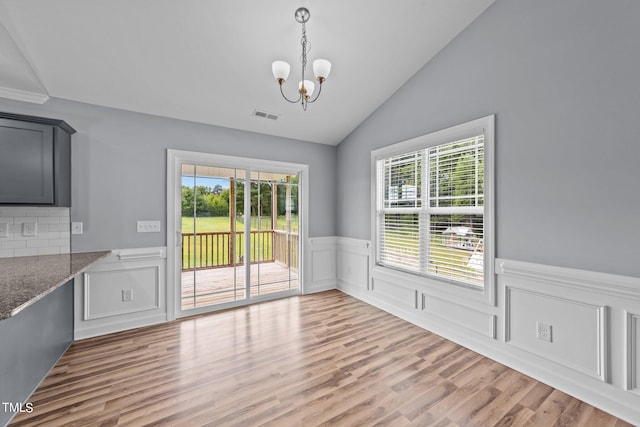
[182,230,298,271]
[273,230,299,269]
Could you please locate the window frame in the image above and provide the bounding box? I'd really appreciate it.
[370,115,495,306]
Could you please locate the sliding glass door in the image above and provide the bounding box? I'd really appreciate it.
[179,163,300,312]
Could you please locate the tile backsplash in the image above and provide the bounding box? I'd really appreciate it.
[0,207,70,258]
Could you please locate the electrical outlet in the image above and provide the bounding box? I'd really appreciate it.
[122,289,133,302]
[536,321,552,342]
[22,222,37,237]
[71,222,83,235]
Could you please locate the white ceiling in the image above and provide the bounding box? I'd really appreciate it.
[0,0,494,145]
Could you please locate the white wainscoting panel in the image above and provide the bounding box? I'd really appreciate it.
[336,237,370,294]
[306,237,337,293]
[84,266,160,320]
[74,247,167,339]
[496,259,640,423]
[423,295,496,339]
[627,311,640,394]
[371,277,418,310]
[505,286,607,381]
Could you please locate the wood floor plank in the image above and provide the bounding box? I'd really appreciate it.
[469,374,536,425]
[493,403,535,426]
[9,290,634,427]
[523,389,576,427]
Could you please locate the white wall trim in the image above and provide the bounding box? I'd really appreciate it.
[74,247,167,339]
[370,114,496,306]
[337,236,640,424]
[306,236,338,293]
[496,258,640,300]
[504,286,608,382]
[166,149,310,319]
[309,236,338,246]
[336,237,371,292]
[626,311,640,394]
[84,266,161,320]
[423,294,497,339]
[343,280,639,424]
[97,247,167,264]
[0,86,49,104]
[74,313,167,341]
[116,247,166,261]
[337,237,370,251]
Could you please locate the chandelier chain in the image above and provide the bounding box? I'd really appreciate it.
[300,22,307,71]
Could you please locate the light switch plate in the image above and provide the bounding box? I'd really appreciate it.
[22,222,37,237]
[0,223,8,238]
[137,220,161,233]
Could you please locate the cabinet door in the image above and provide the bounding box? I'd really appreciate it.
[0,118,54,204]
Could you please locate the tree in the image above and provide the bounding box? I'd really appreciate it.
[250,182,272,216]
[219,188,230,205]
[182,185,216,217]
[181,186,194,216]
[235,182,244,216]
[206,193,228,216]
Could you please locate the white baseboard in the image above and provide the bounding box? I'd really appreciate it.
[74,313,167,340]
[304,281,336,294]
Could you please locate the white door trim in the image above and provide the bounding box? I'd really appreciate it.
[166,149,309,320]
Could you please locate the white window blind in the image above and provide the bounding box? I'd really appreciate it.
[378,212,421,272]
[376,136,485,288]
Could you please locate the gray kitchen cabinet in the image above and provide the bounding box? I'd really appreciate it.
[0,112,75,206]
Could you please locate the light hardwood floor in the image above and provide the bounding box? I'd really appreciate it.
[10,290,633,426]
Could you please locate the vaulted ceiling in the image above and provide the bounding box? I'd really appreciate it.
[0,0,494,145]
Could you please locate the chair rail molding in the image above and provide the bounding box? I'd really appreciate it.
[496,258,640,300]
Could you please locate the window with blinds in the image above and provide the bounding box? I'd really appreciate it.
[376,135,485,288]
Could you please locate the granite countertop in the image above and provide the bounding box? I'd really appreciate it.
[0,251,110,320]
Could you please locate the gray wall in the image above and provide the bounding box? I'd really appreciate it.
[336,0,640,278]
[0,97,337,251]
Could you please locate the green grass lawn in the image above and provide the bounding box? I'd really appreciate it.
[181,215,298,233]
[428,243,483,286]
[381,233,483,286]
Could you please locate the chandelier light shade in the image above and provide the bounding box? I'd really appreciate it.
[299,80,315,98]
[272,61,291,82]
[312,59,331,81]
[271,7,332,110]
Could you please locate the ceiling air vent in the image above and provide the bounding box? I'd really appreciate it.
[252,109,279,121]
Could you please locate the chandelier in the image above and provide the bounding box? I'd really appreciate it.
[271,7,332,111]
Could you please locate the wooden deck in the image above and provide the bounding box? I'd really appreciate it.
[181,262,298,310]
